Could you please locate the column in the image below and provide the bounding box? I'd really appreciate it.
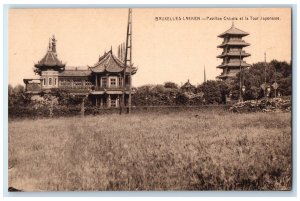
[107,94,111,108]
[95,74,98,88]
[106,74,109,88]
[100,97,103,108]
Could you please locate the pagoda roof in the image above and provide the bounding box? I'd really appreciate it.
[217,41,250,48]
[35,50,65,68]
[181,80,195,89]
[217,51,251,58]
[59,69,92,77]
[216,72,237,79]
[218,24,249,38]
[89,50,137,74]
[217,62,251,69]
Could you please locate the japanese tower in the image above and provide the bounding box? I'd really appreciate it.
[216,23,251,80]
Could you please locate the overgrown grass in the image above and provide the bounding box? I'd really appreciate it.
[8,110,292,191]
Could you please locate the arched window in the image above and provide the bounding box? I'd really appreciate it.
[49,78,52,86]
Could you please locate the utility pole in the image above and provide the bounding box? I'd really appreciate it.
[264,52,267,99]
[239,50,242,102]
[274,66,277,98]
[121,8,133,114]
[204,65,206,83]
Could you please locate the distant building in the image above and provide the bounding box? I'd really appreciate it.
[216,23,251,80]
[23,36,137,108]
[181,80,196,93]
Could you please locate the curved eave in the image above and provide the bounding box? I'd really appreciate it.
[217,42,250,48]
[218,33,249,38]
[89,66,137,74]
[216,53,251,58]
[34,64,66,68]
[217,63,251,69]
[216,74,228,79]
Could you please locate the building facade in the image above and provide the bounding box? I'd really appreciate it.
[216,23,251,80]
[23,36,137,108]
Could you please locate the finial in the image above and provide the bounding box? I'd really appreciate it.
[48,38,52,51]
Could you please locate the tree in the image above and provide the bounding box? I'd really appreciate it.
[8,84,29,106]
[229,60,291,100]
[164,82,179,89]
[197,80,223,104]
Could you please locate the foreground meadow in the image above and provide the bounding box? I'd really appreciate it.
[8,110,291,191]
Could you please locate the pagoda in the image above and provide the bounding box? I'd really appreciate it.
[216,23,251,80]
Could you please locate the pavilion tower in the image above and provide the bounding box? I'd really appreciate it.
[34,35,65,89]
[216,23,251,80]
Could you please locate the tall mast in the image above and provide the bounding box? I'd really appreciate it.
[204,65,206,83]
[122,8,133,114]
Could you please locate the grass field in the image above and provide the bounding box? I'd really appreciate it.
[8,110,292,191]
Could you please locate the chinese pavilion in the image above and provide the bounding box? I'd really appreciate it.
[23,36,137,108]
[216,23,251,80]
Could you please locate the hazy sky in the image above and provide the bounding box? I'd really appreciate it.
[8,8,291,87]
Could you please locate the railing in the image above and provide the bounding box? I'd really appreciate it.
[220,39,246,46]
[221,50,246,55]
[221,60,247,65]
[59,85,94,89]
[94,85,130,91]
[55,84,132,92]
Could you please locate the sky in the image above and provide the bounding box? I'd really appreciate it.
[8,8,291,87]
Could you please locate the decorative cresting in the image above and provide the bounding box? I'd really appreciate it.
[216,23,251,80]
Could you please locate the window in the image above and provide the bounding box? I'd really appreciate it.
[54,78,57,86]
[85,80,93,88]
[73,80,82,88]
[49,78,52,86]
[110,78,117,87]
[43,78,46,86]
[110,99,116,107]
[118,77,123,87]
[101,77,107,88]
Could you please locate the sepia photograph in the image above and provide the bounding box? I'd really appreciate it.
[7,7,292,192]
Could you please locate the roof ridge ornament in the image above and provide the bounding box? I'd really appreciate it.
[48,37,52,51]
